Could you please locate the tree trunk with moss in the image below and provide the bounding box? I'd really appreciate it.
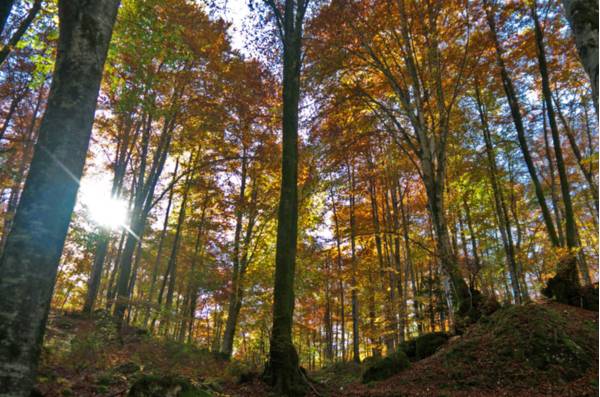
[0,1,119,394]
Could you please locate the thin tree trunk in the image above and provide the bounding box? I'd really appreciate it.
[553,94,599,213]
[0,86,42,253]
[532,2,582,300]
[542,105,567,247]
[474,83,523,303]
[162,154,194,335]
[399,186,421,334]
[330,187,346,361]
[389,182,405,343]
[0,92,25,141]
[222,151,249,356]
[83,140,131,314]
[185,206,208,344]
[0,0,42,65]
[143,158,178,327]
[221,171,258,355]
[106,229,126,310]
[114,112,174,324]
[0,0,15,36]
[323,258,334,363]
[347,160,361,363]
[484,0,561,248]
[368,174,395,353]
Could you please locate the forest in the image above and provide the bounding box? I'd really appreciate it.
[0,0,597,396]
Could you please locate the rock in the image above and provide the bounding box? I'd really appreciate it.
[397,339,417,360]
[362,350,410,383]
[397,332,450,361]
[415,332,450,360]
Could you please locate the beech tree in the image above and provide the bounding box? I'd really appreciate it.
[261,0,311,395]
[0,1,119,394]
[0,0,596,393]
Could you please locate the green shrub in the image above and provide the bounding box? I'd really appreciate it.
[415,332,450,360]
[362,351,410,383]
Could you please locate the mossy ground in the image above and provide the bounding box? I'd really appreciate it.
[333,302,598,397]
[35,311,262,396]
[35,302,599,397]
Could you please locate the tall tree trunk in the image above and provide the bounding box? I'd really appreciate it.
[532,2,582,301]
[222,151,249,356]
[542,106,567,247]
[264,1,308,393]
[114,114,173,324]
[183,200,208,344]
[368,173,395,353]
[552,95,599,213]
[484,0,561,248]
[399,186,422,334]
[347,160,361,363]
[143,158,178,327]
[262,0,311,389]
[323,258,334,363]
[161,154,194,335]
[330,187,346,361]
[222,161,259,357]
[83,143,131,314]
[389,182,406,342]
[561,0,599,113]
[0,1,119,394]
[474,83,523,303]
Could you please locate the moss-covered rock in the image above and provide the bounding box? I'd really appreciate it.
[397,339,417,360]
[580,283,599,311]
[362,351,410,383]
[128,375,212,397]
[456,289,500,333]
[444,304,597,385]
[397,332,450,361]
[415,332,450,360]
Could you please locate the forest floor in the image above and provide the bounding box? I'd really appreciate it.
[35,301,597,397]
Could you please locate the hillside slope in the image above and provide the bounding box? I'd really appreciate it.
[339,302,598,397]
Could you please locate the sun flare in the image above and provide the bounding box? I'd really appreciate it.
[80,179,128,230]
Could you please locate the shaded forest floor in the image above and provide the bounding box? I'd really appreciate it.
[35,302,598,397]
